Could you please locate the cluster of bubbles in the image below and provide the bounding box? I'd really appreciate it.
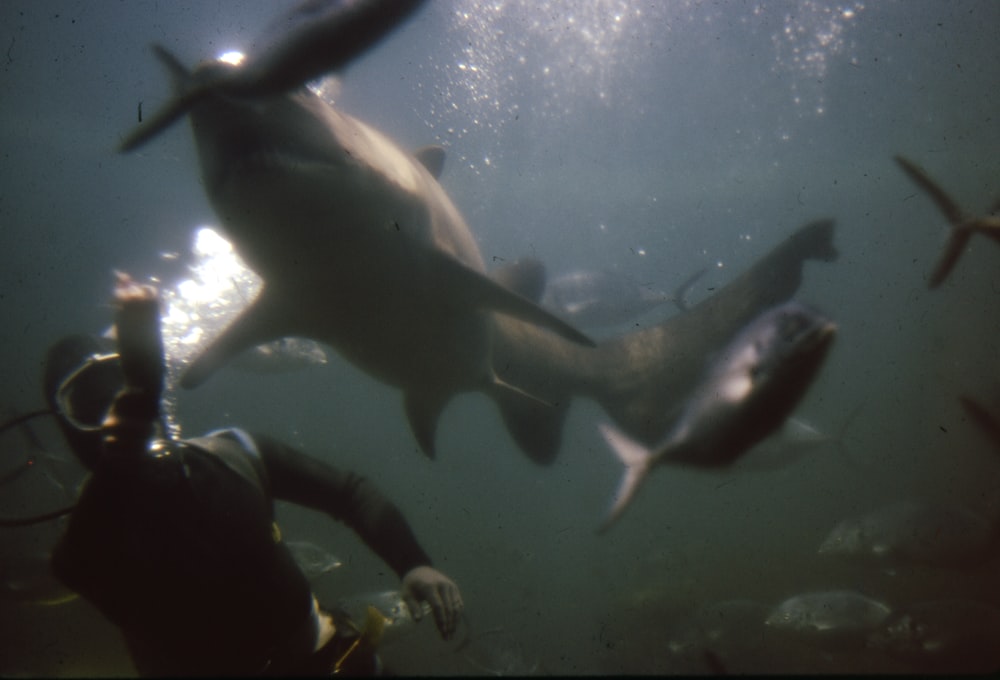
[157,227,261,388]
[768,1,866,116]
[415,0,652,173]
[416,0,866,169]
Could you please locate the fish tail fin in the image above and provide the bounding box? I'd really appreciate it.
[490,378,568,466]
[596,422,654,534]
[672,267,707,313]
[118,45,202,153]
[894,155,975,289]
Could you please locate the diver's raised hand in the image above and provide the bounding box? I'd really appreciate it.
[401,566,463,640]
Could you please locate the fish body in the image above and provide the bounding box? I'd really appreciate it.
[542,267,705,329]
[598,301,836,531]
[765,590,891,649]
[868,599,1000,672]
[230,338,328,375]
[817,500,999,569]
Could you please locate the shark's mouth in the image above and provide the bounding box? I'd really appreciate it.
[208,145,341,196]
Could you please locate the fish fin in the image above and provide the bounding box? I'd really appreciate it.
[180,286,293,388]
[427,249,595,347]
[404,390,449,459]
[413,145,446,179]
[490,378,566,466]
[959,395,1000,452]
[928,227,974,289]
[673,267,708,313]
[895,155,966,225]
[490,258,546,303]
[596,422,654,534]
[150,43,194,92]
[118,45,203,152]
[894,155,976,289]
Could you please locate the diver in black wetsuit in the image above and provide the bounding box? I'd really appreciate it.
[44,275,463,676]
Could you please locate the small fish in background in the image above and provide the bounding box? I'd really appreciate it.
[457,626,540,677]
[286,540,342,579]
[764,590,892,651]
[541,266,706,329]
[867,598,1000,673]
[231,337,328,375]
[817,499,1000,570]
[597,301,836,532]
[894,155,1000,288]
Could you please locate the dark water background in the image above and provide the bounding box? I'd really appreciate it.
[2,0,999,675]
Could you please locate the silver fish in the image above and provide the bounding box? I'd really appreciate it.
[597,301,836,531]
[765,590,892,649]
[817,500,999,569]
[541,267,705,329]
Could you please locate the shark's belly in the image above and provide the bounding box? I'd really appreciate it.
[210,161,495,393]
[317,290,494,393]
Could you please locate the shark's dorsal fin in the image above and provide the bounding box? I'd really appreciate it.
[413,145,446,180]
[490,258,546,303]
[425,249,594,348]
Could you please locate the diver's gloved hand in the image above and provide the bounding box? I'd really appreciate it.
[401,566,463,640]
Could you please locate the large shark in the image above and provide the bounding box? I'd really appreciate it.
[119,0,838,463]
[137,48,596,460]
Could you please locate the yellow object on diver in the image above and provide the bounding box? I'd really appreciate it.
[333,605,386,674]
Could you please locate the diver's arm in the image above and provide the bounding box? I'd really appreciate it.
[251,433,433,578]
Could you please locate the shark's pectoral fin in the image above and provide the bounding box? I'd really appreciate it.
[427,250,595,347]
[180,286,295,389]
[413,145,446,180]
[404,391,449,459]
[489,257,546,303]
[490,383,569,466]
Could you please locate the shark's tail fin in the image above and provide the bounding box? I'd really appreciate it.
[894,155,975,289]
[119,45,202,153]
[596,422,654,534]
[672,267,707,313]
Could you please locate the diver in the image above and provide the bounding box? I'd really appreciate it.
[42,273,464,676]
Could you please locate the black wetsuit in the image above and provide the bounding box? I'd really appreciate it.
[52,429,432,676]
